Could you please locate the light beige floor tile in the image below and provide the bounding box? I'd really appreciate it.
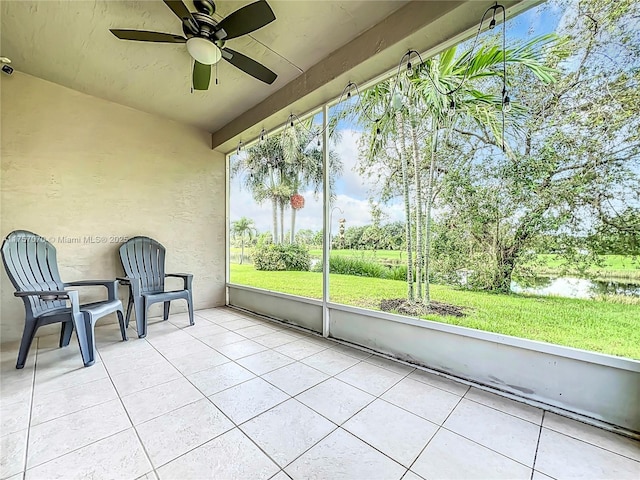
[465,387,543,425]
[31,377,117,425]
[336,362,403,396]
[343,399,438,468]
[209,377,289,424]
[269,472,292,480]
[253,331,299,348]
[535,428,639,479]
[262,363,329,396]
[222,318,260,331]
[285,428,405,480]
[27,399,131,468]
[168,348,229,376]
[296,378,375,425]
[412,428,531,480]
[157,428,279,480]
[151,337,213,360]
[181,322,228,338]
[97,337,154,361]
[0,429,27,478]
[136,398,233,468]
[274,340,328,361]
[34,359,108,397]
[216,339,268,360]
[543,412,640,461]
[3,473,23,480]
[364,356,415,375]
[145,330,194,349]
[403,471,425,480]
[241,399,335,467]
[444,398,539,466]
[122,377,204,425]
[408,369,470,396]
[237,350,294,376]
[136,472,158,480]
[532,471,555,480]
[300,349,360,376]
[101,346,167,375]
[187,362,255,396]
[0,373,33,406]
[381,377,461,425]
[111,359,181,397]
[0,399,30,436]
[200,331,246,348]
[235,325,277,339]
[25,428,151,480]
[329,343,372,360]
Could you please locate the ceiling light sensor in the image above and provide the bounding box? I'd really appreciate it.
[0,56,12,75]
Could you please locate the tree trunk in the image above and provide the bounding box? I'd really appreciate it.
[272,197,279,244]
[279,202,285,244]
[397,112,414,301]
[291,207,297,244]
[240,236,245,265]
[410,120,423,302]
[424,121,439,304]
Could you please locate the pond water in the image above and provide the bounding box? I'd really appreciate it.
[511,276,640,299]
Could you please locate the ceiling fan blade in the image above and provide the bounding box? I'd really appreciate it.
[215,1,276,40]
[222,48,277,84]
[193,61,212,90]
[110,29,186,43]
[163,0,198,32]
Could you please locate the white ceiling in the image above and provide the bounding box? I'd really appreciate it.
[1,0,408,132]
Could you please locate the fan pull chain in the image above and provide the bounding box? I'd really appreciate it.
[215,62,219,86]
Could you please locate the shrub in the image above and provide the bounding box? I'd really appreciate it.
[386,265,407,281]
[329,256,387,278]
[253,243,311,271]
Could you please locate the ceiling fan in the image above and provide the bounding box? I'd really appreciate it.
[110,0,277,90]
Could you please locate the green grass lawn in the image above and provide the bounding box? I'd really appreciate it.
[230,264,640,359]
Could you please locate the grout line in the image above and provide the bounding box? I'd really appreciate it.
[21,338,39,480]
[531,410,545,480]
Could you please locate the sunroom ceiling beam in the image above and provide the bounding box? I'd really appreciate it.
[211,0,528,152]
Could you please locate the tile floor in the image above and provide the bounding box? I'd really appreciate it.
[1,307,639,480]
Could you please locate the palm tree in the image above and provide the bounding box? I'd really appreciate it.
[231,136,290,243]
[409,33,557,302]
[231,217,257,264]
[350,34,556,304]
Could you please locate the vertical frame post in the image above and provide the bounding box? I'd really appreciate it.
[322,104,330,337]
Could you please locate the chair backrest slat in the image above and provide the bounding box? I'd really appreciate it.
[119,236,166,294]
[1,231,67,317]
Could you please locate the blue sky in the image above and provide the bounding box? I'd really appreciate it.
[230,1,564,235]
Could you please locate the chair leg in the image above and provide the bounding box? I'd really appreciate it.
[16,320,38,369]
[73,312,96,367]
[117,309,128,342]
[125,294,133,329]
[163,301,170,321]
[187,292,194,326]
[133,297,147,338]
[59,321,74,347]
[133,297,146,338]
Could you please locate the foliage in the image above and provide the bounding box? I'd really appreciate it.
[230,264,640,359]
[253,243,311,271]
[230,217,257,265]
[329,255,387,278]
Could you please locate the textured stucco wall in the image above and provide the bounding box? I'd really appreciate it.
[0,72,226,344]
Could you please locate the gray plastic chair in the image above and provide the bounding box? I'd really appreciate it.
[118,236,194,338]
[1,230,126,369]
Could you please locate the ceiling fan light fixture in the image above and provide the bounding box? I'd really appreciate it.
[186,37,221,65]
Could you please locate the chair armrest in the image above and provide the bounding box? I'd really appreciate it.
[166,273,193,290]
[64,280,119,302]
[15,290,81,314]
[15,290,70,301]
